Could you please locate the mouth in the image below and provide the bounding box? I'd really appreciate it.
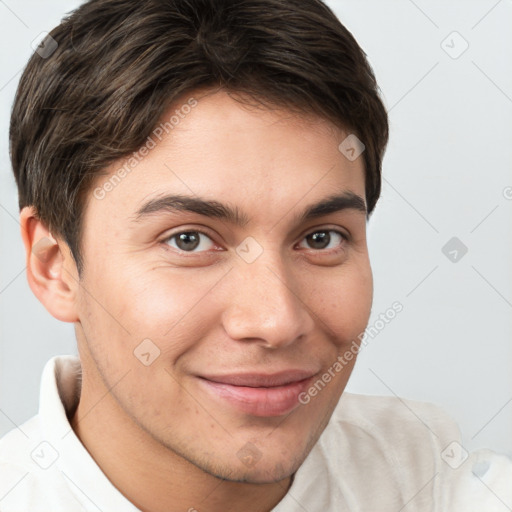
[197,370,318,417]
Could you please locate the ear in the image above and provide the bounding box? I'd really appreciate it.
[20,206,79,323]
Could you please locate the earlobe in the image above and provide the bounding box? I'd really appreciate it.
[20,206,80,323]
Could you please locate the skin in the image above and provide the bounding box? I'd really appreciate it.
[21,89,373,512]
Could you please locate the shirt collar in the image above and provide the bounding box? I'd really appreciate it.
[39,355,140,511]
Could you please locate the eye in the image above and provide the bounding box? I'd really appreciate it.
[298,230,346,251]
[164,231,216,252]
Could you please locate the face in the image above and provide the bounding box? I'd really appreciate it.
[75,89,373,484]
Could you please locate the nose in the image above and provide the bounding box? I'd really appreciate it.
[221,257,315,349]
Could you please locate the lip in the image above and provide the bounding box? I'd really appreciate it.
[197,370,317,417]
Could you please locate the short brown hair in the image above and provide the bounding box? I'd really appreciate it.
[10,0,389,275]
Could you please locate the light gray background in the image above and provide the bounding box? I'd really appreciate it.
[1,0,511,457]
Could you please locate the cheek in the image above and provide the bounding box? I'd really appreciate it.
[303,260,373,345]
[79,264,226,361]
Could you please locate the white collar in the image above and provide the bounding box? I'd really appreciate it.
[40,355,140,511]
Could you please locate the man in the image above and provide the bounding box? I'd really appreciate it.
[1,0,510,510]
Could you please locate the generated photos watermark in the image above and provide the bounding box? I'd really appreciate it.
[298,301,403,405]
[93,97,198,200]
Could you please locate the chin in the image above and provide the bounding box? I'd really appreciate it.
[209,459,299,485]
[178,442,303,485]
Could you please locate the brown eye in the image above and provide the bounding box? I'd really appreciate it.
[299,230,345,250]
[165,231,215,252]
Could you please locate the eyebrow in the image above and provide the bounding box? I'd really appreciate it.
[133,195,250,226]
[299,192,367,221]
[132,191,367,226]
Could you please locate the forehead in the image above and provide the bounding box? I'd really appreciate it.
[86,90,366,224]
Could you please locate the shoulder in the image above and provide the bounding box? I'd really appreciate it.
[444,448,512,511]
[0,415,83,511]
[0,414,41,466]
[315,392,512,511]
[327,392,461,454]
[321,393,457,480]
[0,416,49,510]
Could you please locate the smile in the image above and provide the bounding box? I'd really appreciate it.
[197,371,318,417]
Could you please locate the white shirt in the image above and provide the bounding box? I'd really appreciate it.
[0,355,511,511]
